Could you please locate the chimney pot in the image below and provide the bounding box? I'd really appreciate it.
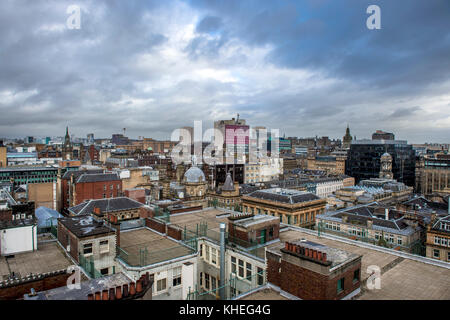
[116,286,122,300]
[318,251,322,261]
[123,284,129,297]
[88,293,94,300]
[136,280,143,293]
[109,288,116,300]
[323,252,327,262]
[129,282,136,295]
[102,289,109,300]
[95,291,101,300]
[313,250,318,260]
[305,248,309,257]
[285,242,289,250]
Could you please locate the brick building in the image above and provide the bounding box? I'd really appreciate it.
[58,215,118,276]
[266,240,362,300]
[60,169,121,213]
[227,212,279,247]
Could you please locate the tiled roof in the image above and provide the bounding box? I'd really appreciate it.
[247,188,320,204]
[62,169,103,180]
[68,197,143,216]
[76,173,120,183]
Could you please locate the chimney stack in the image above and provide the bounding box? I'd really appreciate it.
[116,286,122,299]
[88,293,94,300]
[136,280,143,293]
[129,282,136,295]
[102,289,109,300]
[123,284,129,298]
[95,291,101,300]
[109,288,116,300]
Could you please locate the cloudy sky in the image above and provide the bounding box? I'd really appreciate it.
[0,0,449,143]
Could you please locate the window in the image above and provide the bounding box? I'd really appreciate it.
[246,262,252,279]
[434,237,441,245]
[205,246,210,262]
[173,267,182,287]
[269,227,274,238]
[238,259,244,278]
[211,248,217,265]
[397,238,403,245]
[100,268,109,275]
[353,269,360,283]
[99,240,109,253]
[205,273,210,290]
[83,243,93,255]
[448,252,450,262]
[212,277,217,292]
[200,244,203,257]
[337,278,344,293]
[231,257,237,274]
[433,249,440,259]
[200,272,203,286]
[257,268,264,286]
[157,278,167,291]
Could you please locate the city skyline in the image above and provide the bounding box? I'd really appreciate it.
[0,1,449,143]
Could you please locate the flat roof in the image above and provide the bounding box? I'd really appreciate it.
[277,228,450,300]
[239,287,290,300]
[268,240,360,269]
[119,228,193,266]
[0,241,77,280]
[169,208,230,233]
[59,216,115,238]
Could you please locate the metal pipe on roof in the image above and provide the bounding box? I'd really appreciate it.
[219,222,226,300]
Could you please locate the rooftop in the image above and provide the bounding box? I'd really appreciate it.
[68,197,144,216]
[268,239,360,269]
[76,173,120,183]
[245,188,320,204]
[0,241,76,281]
[25,272,132,300]
[119,228,194,267]
[278,227,450,300]
[58,216,115,238]
[169,207,230,233]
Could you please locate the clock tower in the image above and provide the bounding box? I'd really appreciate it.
[379,152,393,179]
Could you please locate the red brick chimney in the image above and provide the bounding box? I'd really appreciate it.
[129,282,136,295]
[136,280,143,293]
[95,291,101,300]
[115,286,122,299]
[109,288,116,300]
[123,284,129,298]
[88,293,94,300]
[102,289,109,300]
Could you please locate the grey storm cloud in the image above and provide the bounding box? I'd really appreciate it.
[0,0,449,143]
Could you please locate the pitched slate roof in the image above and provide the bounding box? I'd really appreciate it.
[62,169,104,180]
[247,188,320,204]
[68,197,143,216]
[76,173,120,183]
